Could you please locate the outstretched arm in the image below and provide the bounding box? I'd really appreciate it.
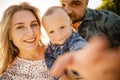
[50,36,120,80]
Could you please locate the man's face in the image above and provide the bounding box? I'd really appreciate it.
[60,0,89,23]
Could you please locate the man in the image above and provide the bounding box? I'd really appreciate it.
[59,0,120,48]
[52,0,120,80]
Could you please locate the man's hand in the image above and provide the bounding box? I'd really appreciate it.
[50,36,120,80]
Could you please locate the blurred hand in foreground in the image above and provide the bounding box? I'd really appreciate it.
[50,36,120,80]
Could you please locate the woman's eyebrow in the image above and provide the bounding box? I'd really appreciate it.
[14,22,24,26]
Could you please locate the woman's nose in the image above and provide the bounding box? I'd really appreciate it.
[27,27,34,35]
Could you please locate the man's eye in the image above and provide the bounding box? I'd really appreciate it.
[49,31,54,34]
[71,2,81,7]
[61,3,66,7]
[62,4,65,7]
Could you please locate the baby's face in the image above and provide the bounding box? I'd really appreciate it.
[43,8,72,45]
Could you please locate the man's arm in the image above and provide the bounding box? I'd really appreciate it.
[50,36,120,80]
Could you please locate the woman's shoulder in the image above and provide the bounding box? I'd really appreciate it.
[0,72,13,80]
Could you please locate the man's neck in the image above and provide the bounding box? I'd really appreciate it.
[73,21,82,32]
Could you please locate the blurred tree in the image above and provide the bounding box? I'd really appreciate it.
[96,0,120,15]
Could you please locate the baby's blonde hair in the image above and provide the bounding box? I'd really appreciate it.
[42,6,70,27]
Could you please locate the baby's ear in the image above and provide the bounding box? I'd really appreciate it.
[70,23,73,29]
[70,20,73,26]
[86,0,89,5]
[70,19,72,24]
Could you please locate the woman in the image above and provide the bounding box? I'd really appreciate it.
[0,2,53,80]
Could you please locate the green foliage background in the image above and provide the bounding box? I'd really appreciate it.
[96,0,120,15]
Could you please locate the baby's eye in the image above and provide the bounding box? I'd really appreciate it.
[49,31,54,34]
[60,26,65,29]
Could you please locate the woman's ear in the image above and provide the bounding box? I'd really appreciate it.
[9,37,12,40]
[9,34,12,40]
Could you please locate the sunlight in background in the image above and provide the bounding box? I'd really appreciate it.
[0,0,102,21]
[88,0,102,9]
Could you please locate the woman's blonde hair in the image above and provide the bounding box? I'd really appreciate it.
[0,2,43,74]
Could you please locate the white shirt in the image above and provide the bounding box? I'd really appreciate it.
[1,57,54,80]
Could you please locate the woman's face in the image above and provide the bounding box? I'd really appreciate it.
[10,10,40,52]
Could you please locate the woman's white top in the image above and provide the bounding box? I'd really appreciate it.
[1,57,54,80]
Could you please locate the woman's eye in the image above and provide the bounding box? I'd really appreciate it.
[31,23,38,27]
[16,26,24,29]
